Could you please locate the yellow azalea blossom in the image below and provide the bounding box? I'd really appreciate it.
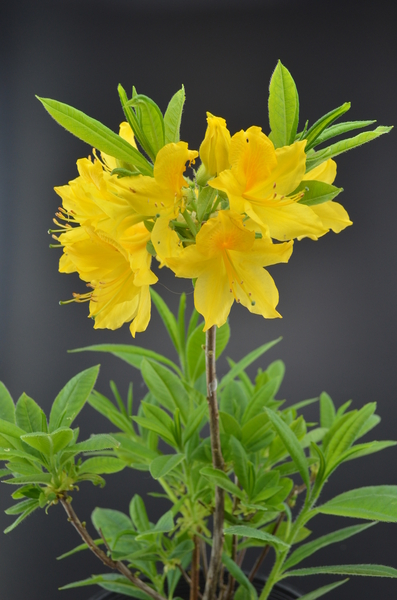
[302,159,352,237]
[210,126,326,241]
[199,113,231,177]
[167,210,293,330]
[54,157,143,233]
[107,142,198,220]
[58,225,156,337]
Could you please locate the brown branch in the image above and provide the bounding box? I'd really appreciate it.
[60,495,167,600]
[202,325,225,600]
[201,539,209,580]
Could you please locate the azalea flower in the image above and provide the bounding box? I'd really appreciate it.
[199,113,231,177]
[301,159,352,237]
[107,142,198,220]
[209,126,326,241]
[58,225,155,337]
[167,210,293,330]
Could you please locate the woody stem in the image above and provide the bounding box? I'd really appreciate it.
[202,325,225,600]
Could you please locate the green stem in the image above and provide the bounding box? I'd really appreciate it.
[182,210,198,236]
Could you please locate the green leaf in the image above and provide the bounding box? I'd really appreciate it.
[70,344,181,376]
[266,409,310,489]
[295,181,343,207]
[4,501,39,533]
[182,401,207,445]
[283,522,376,571]
[325,403,376,471]
[319,392,335,429]
[128,94,165,158]
[314,119,376,146]
[0,383,15,423]
[49,366,100,432]
[303,102,351,151]
[130,495,150,532]
[219,338,281,391]
[68,434,119,453]
[344,440,397,461]
[22,427,74,456]
[57,539,103,560]
[149,453,185,479]
[37,97,153,175]
[15,394,47,433]
[141,359,190,424]
[317,486,397,522]
[283,564,397,578]
[5,497,40,515]
[268,60,299,148]
[225,525,289,551]
[88,391,134,434]
[186,320,230,384]
[164,85,185,144]
[242,378,281,424]
[150,287,181,347]
[221,553,257,600]
[92,508,133,541]
[296,580,349,600]
[197,186,218,222]
[306,126,393,173]
[79,457,125,475]
[3,473,52,485]
[219,412,242,440]
[0,418,26,439]
[230,437,250,492]
[200,466,244,499]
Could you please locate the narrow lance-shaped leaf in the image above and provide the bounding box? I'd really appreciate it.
[49,365,100,432]
[303,102,351,150]
[266,408,310,489]
[141,359,190,424]
[128,94,165,158]
[16,394,47,433]
[282,564,397,579]
[306,126,393,173]
[219,338,281,391]
[149,453,185,480]
[268,60,299,147]
[314,119,376,146]
[164,85,185,144]
[70,344,181,376]
[225,525,289,551]
[36,97,153,176]
[283,522,376,571]
[295,580,349,600]
[317,486,397,522]
[0,383,15,424]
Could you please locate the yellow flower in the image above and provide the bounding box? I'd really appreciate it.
[199,113,231,177]
[58,223,156,337]
[209,127,326,241]
[301,159,352,238]
[101,122,138,172]
[107,142,198,219]
[167,210,293,330]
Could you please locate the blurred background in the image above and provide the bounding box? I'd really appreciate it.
[0,0,396,598]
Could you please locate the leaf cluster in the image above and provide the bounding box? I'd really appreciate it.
[0,366,124,532]
[57,297,397,599]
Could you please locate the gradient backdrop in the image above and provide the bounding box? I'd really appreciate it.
[1,1,396,598]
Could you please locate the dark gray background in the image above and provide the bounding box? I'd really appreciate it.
[1,0,396,598]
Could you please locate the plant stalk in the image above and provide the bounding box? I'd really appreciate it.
[190,534,201,600]
[203,325,225,600]
[60,495,167,600]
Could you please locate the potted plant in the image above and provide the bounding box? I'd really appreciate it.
[1,61,396,600]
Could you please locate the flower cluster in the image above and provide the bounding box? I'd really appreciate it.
[52,110,352,335]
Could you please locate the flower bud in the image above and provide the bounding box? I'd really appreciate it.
[199,113,231,178]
